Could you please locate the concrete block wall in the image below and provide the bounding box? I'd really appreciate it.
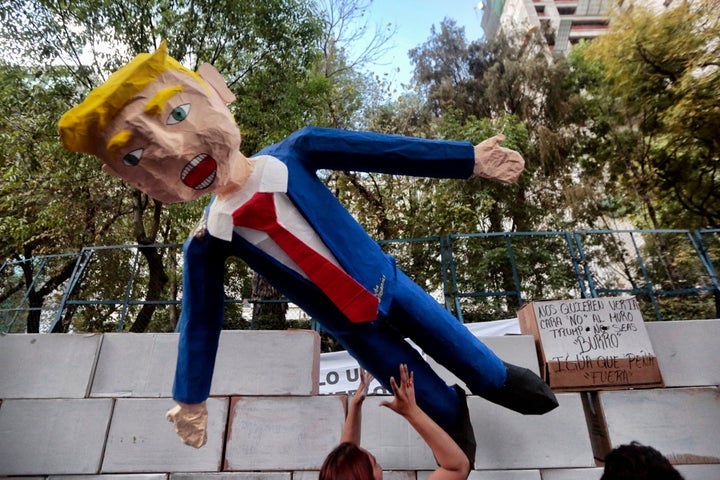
[1,321,719,479]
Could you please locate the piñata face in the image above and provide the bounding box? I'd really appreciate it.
[99,69,241,203]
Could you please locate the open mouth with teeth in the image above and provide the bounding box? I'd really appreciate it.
[181,153,217,190]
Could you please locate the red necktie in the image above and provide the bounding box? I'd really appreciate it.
[232,192,379,323]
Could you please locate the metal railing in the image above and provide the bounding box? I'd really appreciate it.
[2,229,719,333]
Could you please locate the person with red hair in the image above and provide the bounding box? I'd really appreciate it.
[320,364,471,480]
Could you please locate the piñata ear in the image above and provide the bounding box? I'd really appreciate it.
[198,63,236,104]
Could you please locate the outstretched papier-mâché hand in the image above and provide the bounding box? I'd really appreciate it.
[473,134,525,184]
[166,401,208,448]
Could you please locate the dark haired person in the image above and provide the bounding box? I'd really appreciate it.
[320,364,471,480]
[601,441,684,480]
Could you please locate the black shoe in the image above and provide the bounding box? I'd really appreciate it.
[481,362,559,415]
[443,384,476,470]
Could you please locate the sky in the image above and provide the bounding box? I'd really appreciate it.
[350,1,486,87]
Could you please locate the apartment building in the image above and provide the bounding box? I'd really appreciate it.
[481,0,614,54]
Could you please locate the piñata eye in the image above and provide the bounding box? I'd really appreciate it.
[167,104,190,125]
[123,148,144,166]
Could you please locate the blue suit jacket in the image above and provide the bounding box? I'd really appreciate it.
[173,127,478,404]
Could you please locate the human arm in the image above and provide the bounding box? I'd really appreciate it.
[380,364,471,480]
[340,368,373,445]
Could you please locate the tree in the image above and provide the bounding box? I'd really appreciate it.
[409,18,472,115]
[582,0,720,229]
[312,0,396,129]
[0,63,133,333]
[407,20,601,232]
[564,0,720,318]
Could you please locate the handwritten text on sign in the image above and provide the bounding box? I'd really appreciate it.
[532,296,658,385]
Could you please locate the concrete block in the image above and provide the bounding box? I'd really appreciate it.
[423,471,541,480]
[224,396,344,471]
[426,335,542,393]
[361,392,593,471]
[51,476,167,480]
[0,398,113,475]
[101,397,228,473]
[646,320,720,387]
[377,473,417,480]
[0,333,101,398]
[471,393,595,470]
[90,330,319,398]
[595,387,720,463]
[211,330,320,396]
[539,463,720,480]
[90,333,177,397]
[539,468,602,480]
[172,474,290,480]
[676,464,720,480]
[360,396,435,470]
[292,471,320,480]
[0,477,46,480]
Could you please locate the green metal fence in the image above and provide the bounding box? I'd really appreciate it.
[2,229,719,333]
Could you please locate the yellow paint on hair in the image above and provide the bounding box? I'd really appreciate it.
[58,40,209,155]
[145,86,184,116]
[106,130,133,159]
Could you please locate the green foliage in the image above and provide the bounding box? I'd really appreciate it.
[0,65,113,254]
[310,0,397,130]
[0,62,137,332]
[366,90,435,137]
[574,229,720,322]
[562,1,720,321]
[582,0,720,229]
[404,19,610,234]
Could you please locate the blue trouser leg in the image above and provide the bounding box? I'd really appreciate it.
[385,270,507,395]
[317,307,461,430]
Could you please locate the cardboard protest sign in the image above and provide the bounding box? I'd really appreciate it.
[518,296,663,391]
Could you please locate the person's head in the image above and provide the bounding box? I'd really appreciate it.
[58,41,242,204]
[601,441,684,480]
[319,442,382,480]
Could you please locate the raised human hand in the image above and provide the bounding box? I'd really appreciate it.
[473,134,525,184]
[165,401,208,448]
[379,363,417,418]
[380,364,471,479]
[351,368,374,406]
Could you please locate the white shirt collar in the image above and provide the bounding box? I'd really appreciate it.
[206,156,288,241]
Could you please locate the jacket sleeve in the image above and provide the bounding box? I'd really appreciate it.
[172,229,228,404]
[264,127,476,180]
